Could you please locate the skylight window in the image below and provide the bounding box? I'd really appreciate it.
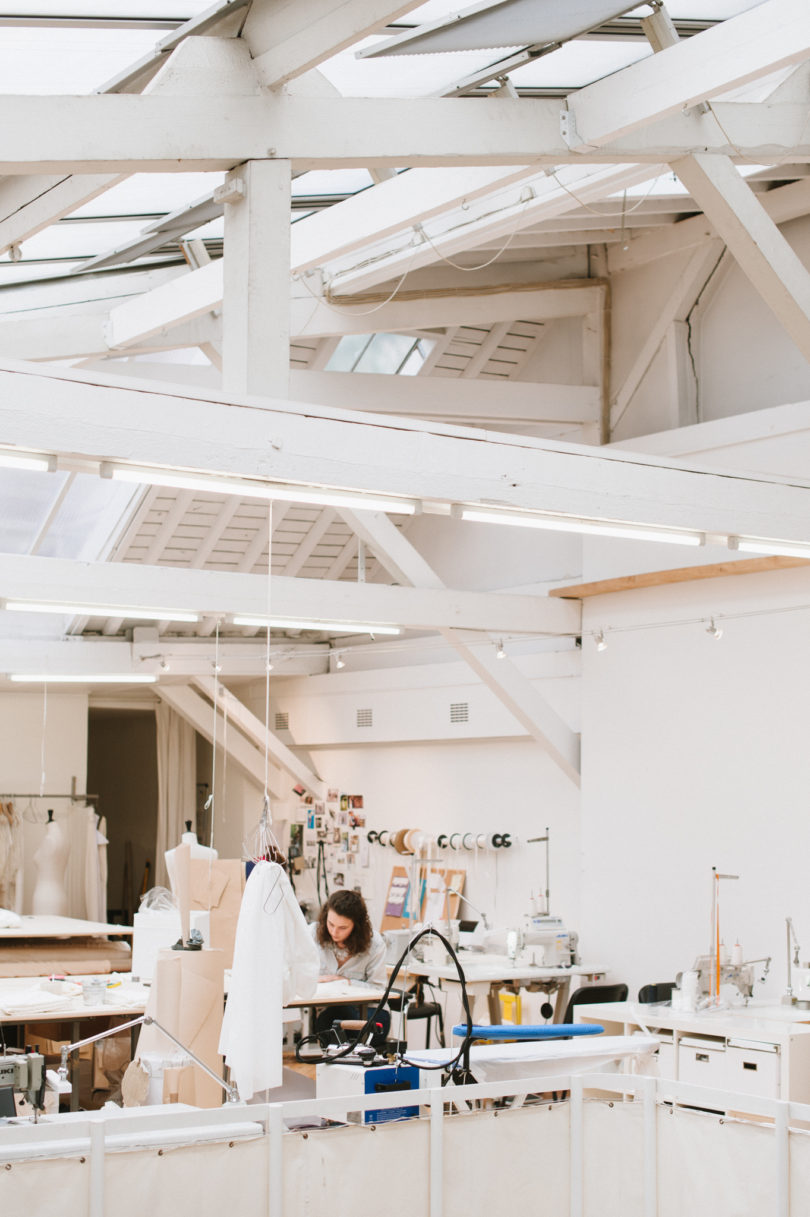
[326,334,434,375]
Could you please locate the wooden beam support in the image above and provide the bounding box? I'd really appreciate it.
[551,555,810,599]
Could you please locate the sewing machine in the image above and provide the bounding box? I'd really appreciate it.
[0,1049,65,1118]
[691,954,771,1003]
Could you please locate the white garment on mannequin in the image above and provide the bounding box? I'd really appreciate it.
[32,813,69,915]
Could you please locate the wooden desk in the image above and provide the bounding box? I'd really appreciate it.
[285,979,388,1034]
[398,955,606,1023]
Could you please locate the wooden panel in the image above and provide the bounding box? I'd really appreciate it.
[551,555,810,599]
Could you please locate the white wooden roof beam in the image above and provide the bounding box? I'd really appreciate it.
[192,675,327,800]
[339,508,580,785]
[6,361,810,545]
[563,0,810,150]
[672,153,810,364]
[156,682,277,793]
[242,0,427,89]
[286,371,601,427]
[0,553,579,637]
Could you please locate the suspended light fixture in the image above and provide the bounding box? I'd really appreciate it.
[0,449,57,473]
[100,462,419,516]
[9,673,158,684]
[232,615,401,635]
[496,640,506,659]
[729,536,810,560]
[706,618,723,640]
[457,505,704,547]
[3,600,199,623]
[594,630,608,652]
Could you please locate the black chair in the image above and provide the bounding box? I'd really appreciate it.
[388,980,445,1048]
[562,982,628,1025]
[638,982,676,1004]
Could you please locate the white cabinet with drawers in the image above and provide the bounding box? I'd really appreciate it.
[574,1001,810,1104]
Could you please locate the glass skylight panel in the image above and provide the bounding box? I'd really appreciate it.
[0,28,159,92]
[0,469,70,555]
[509,37,651,88]
[68,174,227,221]
[291,170,376,198]
[322,37,516,97]
[0,2,208,17]
[37,474,141,563]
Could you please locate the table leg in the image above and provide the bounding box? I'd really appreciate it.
[70,1018,80,1112]
[553,979,571,1023]
[487,985,502,1024]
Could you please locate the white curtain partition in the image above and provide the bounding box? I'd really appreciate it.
[155,702,196,889]
[2,1074,810,1217]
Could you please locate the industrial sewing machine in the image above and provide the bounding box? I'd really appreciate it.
[0,1049,67,1119]
[691,954,771,1004]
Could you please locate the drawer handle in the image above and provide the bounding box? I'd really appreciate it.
[695,1053,710,1063]
[743,1062,758,1071]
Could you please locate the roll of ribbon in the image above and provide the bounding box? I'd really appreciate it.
[501,833,512,848]
[462,833,475,850]
[437,834,449,849]
[378,830,390,847]
[491,833,503,848]
[393,828,412,855]
[367,830,379,844]
[486,832,499,849]
[449,832,462,850]
[476,833,488,849]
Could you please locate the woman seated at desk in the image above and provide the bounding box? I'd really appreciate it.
[309,890,390,1045]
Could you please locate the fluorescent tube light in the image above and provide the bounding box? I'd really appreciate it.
[101,463,418,516]
[0,449,56,473]
[9,673,158,684]
[459,506,704,546]
[730,537,810,560]
[232,615,402,635]
[4,600,199,623]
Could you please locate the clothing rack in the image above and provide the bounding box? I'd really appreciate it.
[0,791,99,803]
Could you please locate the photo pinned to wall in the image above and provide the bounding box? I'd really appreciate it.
[340,795,349,811]
[349,810,365,828]
[333,871,345,888]
[306,809,316,831]
[348,833,359,854]
[338,810,349,828]
[331,828,341,845]
[327,789,339,803]
[314,802,325,815]
[340,831,349,853]
[350,795,364,809]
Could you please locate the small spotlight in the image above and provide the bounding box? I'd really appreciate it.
[211,660,222,674]
[594,630,607,652]
[496,640,506,659]
[336,655,346,670]
[266,660,274,673]
[158,657,170,672]
[706,617,723,640]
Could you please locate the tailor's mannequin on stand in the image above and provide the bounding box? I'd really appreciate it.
[32,808,69,915]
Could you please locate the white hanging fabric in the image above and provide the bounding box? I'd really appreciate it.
[0,801,23,911]
[155,701,196,889]
[219,861,319,1100]
[84,808,108,922]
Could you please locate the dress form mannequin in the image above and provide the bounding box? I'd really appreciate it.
[32,808,69,916]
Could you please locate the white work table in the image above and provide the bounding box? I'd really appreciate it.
[574,1000,810,1104]
[397,953,606,1022]
[0,916,133,939]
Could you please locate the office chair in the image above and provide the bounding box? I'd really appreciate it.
[637,982,676,1004]
[562,982,628,1026]
[389,980,445,1047]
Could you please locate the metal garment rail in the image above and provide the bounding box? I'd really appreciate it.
[2,1072,810,1217]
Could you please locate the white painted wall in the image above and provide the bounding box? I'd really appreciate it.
[580,563,810,1002]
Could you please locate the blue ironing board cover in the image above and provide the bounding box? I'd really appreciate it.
[452,1023,604,1039]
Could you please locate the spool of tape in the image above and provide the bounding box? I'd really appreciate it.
[367,830,379,844]
[437,834,449,849]
[378,829,390,847]
[449,832,462,851]
[393,828,412,855]
[476,833,488,849]
[492,833,503,848]
[462,832,475,850]
[501,833,512,848]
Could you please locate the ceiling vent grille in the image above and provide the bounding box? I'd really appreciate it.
[356,708,373,728]
[274,712,289,731]
[450,702,469,723]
